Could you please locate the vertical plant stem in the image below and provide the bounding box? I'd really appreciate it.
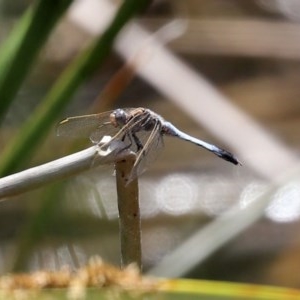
[115,154,141,270]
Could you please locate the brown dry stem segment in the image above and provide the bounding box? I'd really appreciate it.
[115,153,141,270]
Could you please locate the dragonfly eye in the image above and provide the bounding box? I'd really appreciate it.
[110,109,128,127]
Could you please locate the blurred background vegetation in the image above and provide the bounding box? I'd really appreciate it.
[1,0,300,293]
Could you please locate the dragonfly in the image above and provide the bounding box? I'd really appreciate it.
[57,107,241,183]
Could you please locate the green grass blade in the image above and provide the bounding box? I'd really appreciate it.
[159,278,300,300]
[0,0,151,177]
[0,0,73,121]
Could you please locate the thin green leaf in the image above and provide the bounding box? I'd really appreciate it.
[0,0,73,121]
[159,278,300,300]
[0,0,152,177]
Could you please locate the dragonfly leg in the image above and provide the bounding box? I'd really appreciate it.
[118,133,144,154]
[132,133,143,152]
[119,133,132,151]
[116,133,138,154]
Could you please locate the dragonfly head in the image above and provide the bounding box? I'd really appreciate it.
[110,109,128,127]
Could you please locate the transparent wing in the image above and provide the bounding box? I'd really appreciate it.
[56,111,113,138]
[128,121,164,182]
[56,108,138,143]
[56,108,151,143]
